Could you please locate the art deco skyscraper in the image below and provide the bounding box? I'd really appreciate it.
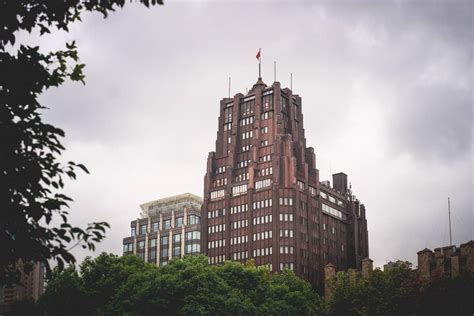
[201,76,368,289]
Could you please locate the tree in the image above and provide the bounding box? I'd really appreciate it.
[37,253,325,316]
[0,0,162,284]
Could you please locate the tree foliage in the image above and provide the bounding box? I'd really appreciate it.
[0,0,162,284]
[326,262,474,316]
[36,253,324,316]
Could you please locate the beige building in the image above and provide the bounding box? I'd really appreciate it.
[122,193,202,266]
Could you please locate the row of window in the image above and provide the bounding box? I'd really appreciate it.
[280,229,294,238]
[253,247,272,257]
[255,178,272,190]
[185,243,200,254]
[258,167,273,176]
[208,208,225,219]
[279,197,294,206]
[210,189,225,200]
[235,172,249,182]
[230,235,248,245]
[237,160,251,168]
[131,215,200,236]
[320,191,346,207]
[231,219,248,229]
[253,230,273,241]
[280,263,294,271]
[253,214,272,225]
[240,116,254,126]
[253,198,272,210]
[279,213,294,222]
[208,239,226,249]
[261,111,273,120]
[259,155,271,162]
[322,203,345,220]
[215,166,227,174]
[232,184,248,196]
[242,130,253,140]
[231,251,248,261]
[186,231,200,240]
[230,203,248,214]
[280,246,294,254]
[208,224,226,233]
[213,178,227,188]
[297,180,305,190]
[209,255,225,264]
[242,144,252,152]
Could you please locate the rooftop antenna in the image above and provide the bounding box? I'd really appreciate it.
[274,61,276,82]
[228,77,231,98]
[290,73,293,90]
[256,48,262,79]
[448,197,453,245]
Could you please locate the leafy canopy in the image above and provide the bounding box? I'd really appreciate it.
[0,0,162,284]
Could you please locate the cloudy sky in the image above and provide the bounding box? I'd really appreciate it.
[24,0,473,267]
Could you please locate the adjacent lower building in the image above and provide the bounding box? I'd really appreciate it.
[201,76,369,290]
[122,193,202,266]
[0,262,44,314]
[417,240,474,280]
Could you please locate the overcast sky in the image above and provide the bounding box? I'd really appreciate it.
[25,0,473,268]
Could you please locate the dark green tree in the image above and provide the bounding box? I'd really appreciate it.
[38,253,325,316]
[0,0,162,284]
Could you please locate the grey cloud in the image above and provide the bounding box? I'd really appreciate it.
[22,0,473,267]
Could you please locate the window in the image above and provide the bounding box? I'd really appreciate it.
[224,106,233,123]
[164,219,171,230]
[320,191,328,199]
[232,184,247,196]
[186,231,200,240]
[173,233,181,244]
[260,140,269,146]
[322,203,346,220]
[255,179,271,190]
[279,229,294,238]
[279,213,293,222]
[137,240,145,250]
[279,197,293,206]
[131,227,136,236]
[175,217,183,228]
[262,94,273,111]
[151,222,159,232]
[210,189,225,200]
[123,243,133,254]
[297,180,305,190]
[173,246,181,257]
[188,214,200,225]
[185,243,200,254]
[261,111,273,120]
[148,239,157,262]
[280,263,294,271]
[228,136,232,144]
[261,126,268,134]
[160,248,168,258]
[309,186,317,196]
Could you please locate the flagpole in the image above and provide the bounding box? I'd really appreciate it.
[259,48,261,79]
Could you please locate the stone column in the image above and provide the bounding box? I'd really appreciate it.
[451,255,460,278]
[362,258,373,279]
[324,263,336,300]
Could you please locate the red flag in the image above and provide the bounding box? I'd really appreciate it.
[256,49,261,61]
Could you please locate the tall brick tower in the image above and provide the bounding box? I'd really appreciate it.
[201,77,369,290]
